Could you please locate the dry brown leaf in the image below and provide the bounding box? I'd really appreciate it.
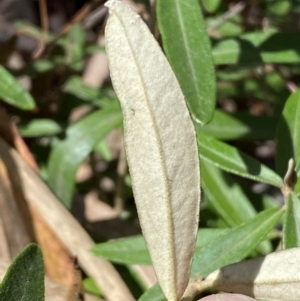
[105,1,200,300]
[0,108,75,287]
[0,137,134,301]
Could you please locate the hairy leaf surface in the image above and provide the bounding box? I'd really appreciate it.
[105,2,200,300]
[206,248,300,301]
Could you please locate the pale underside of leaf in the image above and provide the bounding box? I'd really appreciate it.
[205,248,300,301]
[105,1,200,301]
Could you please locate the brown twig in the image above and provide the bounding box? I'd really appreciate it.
[282,158,297,200]
[208,1,247,31]
[38,0,49,34]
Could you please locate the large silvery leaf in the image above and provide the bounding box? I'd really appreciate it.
[105,2,201,301]
[205,247,300,301]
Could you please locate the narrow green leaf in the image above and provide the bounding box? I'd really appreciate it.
[0,66,35,110]
[67,23,85,70]
[18,119,63,137]
[197,110,277,140]
[197,132,283,187]
[157,0,216,124]
[213,31,300,65]
[63,76,107,107]
[91,229,228,265]
[275,90,300,177]
[191,208,283,278]
[0,244,44,301]
[283,193,300,249]
[48,104,122,208]
[201,160,256,227]
[139,208,283,301]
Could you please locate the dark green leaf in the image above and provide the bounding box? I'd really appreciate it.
[197,132,283,187]
[157,0,216,124]
[197,110,277,140]
[283,192,300,249]
[0,244,44,301]
[139,208,284,301]
[91,229,228,265]
[213,31,300,65]
[48,104,122,208]
[275,90,300,177]
[18,119,62,137]
[0,66,35,110]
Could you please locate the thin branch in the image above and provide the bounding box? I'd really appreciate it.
[38,0,49,34]
[208,1,247,31]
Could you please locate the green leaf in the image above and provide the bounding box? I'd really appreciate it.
[283,193,300,249]
[201,160,272,255]
[63,76,107,107]
[197,132,283,187]
[67,23,85,70]
[213,31,300,65]
[83,278,103,297]
[157,0,216,124]
[201,160,256,227]
[202,0,221,13]
[0,244,44,301]
[91,229,228,265]
[139,208,284,301]
[94,139,113,161]
[275,90,300,177]
[18,119,63,137]
[48,104,122,208]
[0,65,35,110]
[197,110,277,140]
[191,208,283,278]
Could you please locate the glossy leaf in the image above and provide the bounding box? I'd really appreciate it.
[91,229,228,265]
[283,192,300,249]
[0,65,35,110]
[197,110,277,140]
[105,2,201,300]
[206,247,300,301]
[139,208,283,301]
[48,104,122,207]
[213,31,300,65]
[197,132,283,187]
[0,244,44,301]
[157,0,216,124]
[276,90,300,177]
[18,119,62,137]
